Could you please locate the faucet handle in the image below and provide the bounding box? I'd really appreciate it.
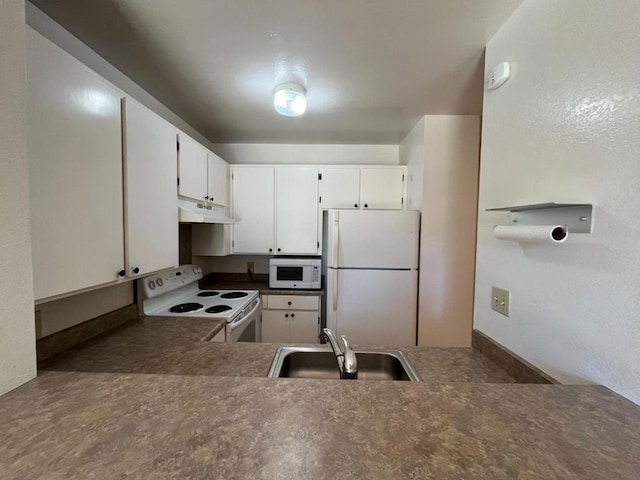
[340,335,357,377]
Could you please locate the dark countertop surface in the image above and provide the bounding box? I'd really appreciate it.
[2,371,640,479]
[200,272,323,296]
[39,316,515,383]
[3,317,638,478]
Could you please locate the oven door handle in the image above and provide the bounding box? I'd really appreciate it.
[228,298,261,332]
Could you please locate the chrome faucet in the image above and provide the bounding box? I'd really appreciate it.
[319,328,358,379]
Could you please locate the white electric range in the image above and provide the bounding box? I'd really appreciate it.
[139,265,261,343]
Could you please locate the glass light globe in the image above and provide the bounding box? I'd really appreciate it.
[273,83,307,117]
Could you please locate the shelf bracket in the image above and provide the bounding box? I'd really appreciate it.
[486,203,593,234]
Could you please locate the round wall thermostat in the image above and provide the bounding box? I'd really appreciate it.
[486,62,511,90]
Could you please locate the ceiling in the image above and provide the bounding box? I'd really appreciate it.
[29,0,523,144]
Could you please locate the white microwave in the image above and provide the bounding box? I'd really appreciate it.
[269,258,322,290]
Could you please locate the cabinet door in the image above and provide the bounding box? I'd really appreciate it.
[27,30,125,300]
[122,98,179,277]
[289,311,319,343]
[319,168,361,209]
[275,167,319,254]
[207,152,228,206]
[261,310,290,343]
[232,167,275,254]
[178,133,208,202]
[360,167,405,210]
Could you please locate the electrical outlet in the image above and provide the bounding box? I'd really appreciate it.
[491,287,510,317]
[247,261,255,274]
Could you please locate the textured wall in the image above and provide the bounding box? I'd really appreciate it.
[475,0,640,403]
[0,0,37,395]
[212,144,399,165]
[399,117,425,211]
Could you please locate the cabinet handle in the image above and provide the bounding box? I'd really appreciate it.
[269,248,273,252]
[354,204,358,208]
[204,196,209,200]
[285,313,289,318]
[291,313,295,318]
[287,301,292,306]
[364,204,368,208]
[277,248,281,252]
[132,267,140,274]
[118,270,126,277]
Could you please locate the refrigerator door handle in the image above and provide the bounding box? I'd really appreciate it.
[332,211,339,269]
[332,270,338,311]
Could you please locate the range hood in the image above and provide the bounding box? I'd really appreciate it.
[178,199,235,224]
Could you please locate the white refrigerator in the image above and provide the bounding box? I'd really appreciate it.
[323,209,420,346]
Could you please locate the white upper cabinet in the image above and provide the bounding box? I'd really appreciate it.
[207,151,228,207]
[27,29,125,300]
[275,167,319,254]
[319,167,361,209]
[360,167,406,210]
[232,167,275,254]
[122,98,179,277]
[178,133,208,202]
[231,166,320,255]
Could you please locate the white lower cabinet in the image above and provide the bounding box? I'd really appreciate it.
[261,295,320,343]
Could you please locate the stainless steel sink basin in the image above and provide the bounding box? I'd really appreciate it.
[268,346,421,381]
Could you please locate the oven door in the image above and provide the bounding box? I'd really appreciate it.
[226,298,262,343]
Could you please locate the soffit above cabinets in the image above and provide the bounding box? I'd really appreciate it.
[28,0,523,144]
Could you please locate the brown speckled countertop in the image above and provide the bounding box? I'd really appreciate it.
[39,317,514,383]
[2,371,640,479]
[200,272,323,296]
[4,317,638,478]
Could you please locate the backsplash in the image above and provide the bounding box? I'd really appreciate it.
[193,255,271,275]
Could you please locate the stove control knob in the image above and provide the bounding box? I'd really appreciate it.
[149,281,156,290]
[157,278,164,287]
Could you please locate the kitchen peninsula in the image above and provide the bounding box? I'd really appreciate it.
[2,317,639,479]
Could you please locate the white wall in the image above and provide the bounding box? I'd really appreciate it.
[475,0,640,403]
[0,0,37,395]
[213,143,398,165]
[399,118,425,211]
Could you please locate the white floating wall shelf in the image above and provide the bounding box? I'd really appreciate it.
[486,203,593,233]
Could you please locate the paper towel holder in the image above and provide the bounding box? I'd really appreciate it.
[486,203,593,234]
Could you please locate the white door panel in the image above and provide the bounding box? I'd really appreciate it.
[360,167,405,210]
[326,210,420,269]
[275,167,319,254]
[27,29,124,300]
[333,269,417,346]
[122,98,178,277]
[232,167,275,254]
[319,168,360,209]
[207,152,228,206]
[178,133,207,201]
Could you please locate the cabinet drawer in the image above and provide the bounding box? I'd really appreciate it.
[265,295,319,311]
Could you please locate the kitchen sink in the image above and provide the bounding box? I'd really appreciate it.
[267,346,421,381]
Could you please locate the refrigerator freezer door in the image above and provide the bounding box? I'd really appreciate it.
[326,268,417,346]
[325,210,420,269]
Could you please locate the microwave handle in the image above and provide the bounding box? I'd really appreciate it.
[332,211,339,269]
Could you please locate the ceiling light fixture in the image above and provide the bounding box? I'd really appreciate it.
[273,82,307,117]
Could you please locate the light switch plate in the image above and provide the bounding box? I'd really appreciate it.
[491,287,510,317]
